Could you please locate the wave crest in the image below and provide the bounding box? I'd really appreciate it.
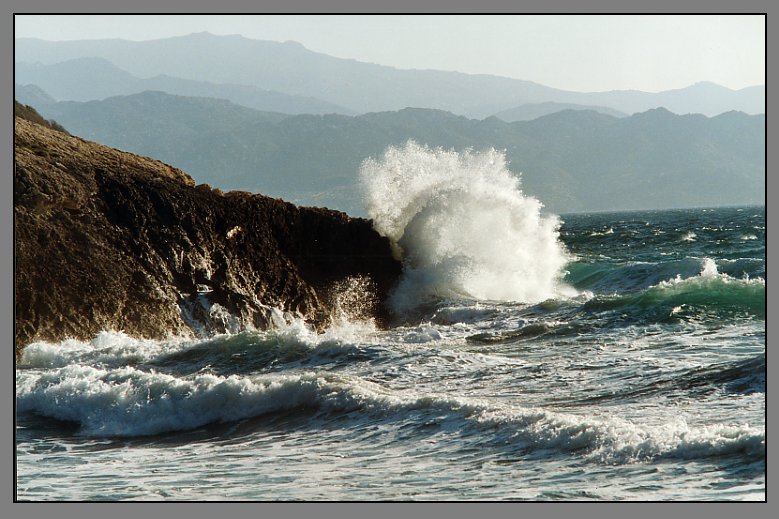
[16,366,764,464]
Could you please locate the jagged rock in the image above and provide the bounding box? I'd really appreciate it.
[14,116,401,358]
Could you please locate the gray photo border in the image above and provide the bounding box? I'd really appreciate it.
[2,1,773,518]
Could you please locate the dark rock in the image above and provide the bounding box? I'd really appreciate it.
[14,117,401,359]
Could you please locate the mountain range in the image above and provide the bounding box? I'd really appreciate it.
[16,32,764,118]
[29,89,765,216]
[15,57,354,115]
[494,102,627,122]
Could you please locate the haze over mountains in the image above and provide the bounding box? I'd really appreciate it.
[14,32,765,215]
[15,57,355,115]
[16,32,764,118]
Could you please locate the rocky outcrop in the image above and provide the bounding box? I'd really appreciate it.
[14,116,402,357]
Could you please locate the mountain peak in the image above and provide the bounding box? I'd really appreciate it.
[176,31,247,41]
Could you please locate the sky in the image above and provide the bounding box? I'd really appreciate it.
[14,14,765,93]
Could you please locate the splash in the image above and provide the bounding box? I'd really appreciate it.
[360,141,571,312]
[327,275,379,325]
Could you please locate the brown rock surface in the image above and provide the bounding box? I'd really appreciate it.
[14,116,401,358]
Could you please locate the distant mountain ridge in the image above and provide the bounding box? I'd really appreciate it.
[15,33,764,117]
[15,83,56,107]
[15,57,355,115]
[494,102,627,121]
[31,90,290,179]
[30,90,765,215]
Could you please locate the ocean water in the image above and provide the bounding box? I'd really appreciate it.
[16,144,765,501]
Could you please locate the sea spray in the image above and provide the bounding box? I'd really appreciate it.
[360,141,572,312]
[327,275,380,326]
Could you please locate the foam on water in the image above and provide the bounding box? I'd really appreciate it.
[360,141,573,312]
[15,364,764,464]
[657,257,765,292]
[589,227,614,237]
[19,332,191,370]
[19,308,379,373]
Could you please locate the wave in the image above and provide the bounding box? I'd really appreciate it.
[589,227,614,237]
[18,316,379,374]
[717,257,765,279]
[580,258,764,321]
[429,304,501,325]
[466,319,584,345]
[565,256,764,294]
[676,355,765,395]
[15,366,764,464]
[569,355,765,405]
[360,141,573,313]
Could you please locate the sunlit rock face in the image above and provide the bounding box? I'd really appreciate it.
[14,115,401,357]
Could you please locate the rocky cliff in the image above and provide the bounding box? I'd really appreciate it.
[14,115,402,358]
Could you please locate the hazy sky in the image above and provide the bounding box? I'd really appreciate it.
[14,14,765,92]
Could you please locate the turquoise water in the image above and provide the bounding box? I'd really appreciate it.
[16,205,765,501]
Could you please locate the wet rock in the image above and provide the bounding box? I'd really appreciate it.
[14,117,401,358]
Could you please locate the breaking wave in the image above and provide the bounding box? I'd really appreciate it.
[16,365,764,464]
[360,141,573,313]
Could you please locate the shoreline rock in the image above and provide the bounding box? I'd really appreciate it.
[14,116,402,358]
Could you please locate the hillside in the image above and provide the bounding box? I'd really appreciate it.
[14,100,68,133]
[33,92,766,215]
[36,90,291,176]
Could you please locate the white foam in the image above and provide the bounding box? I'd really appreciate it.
[18,331,190,369]
[360,141,572,312]
[17,307,378,371]
[589,227,614,237]
[657,257,764,289]
[15,365,765,462]
[430,304,499,325]
[700,257,719,278]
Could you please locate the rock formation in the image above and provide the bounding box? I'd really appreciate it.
[14,114,401,358]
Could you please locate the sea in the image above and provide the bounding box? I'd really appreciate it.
[15,143,765,501]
